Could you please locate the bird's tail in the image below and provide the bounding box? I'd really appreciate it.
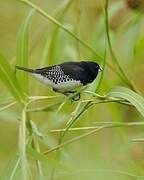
[15,66,34,73]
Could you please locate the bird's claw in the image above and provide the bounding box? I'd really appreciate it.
[71,93,81,101]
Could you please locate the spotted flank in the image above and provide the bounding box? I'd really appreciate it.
[33,65,82,92]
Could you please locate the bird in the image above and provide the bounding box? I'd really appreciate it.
[15,61,102,100]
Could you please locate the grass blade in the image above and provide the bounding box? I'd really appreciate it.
[19,107,28,180]
[47,0,73,65]
[104,0,137,91]
[17,9,35,94]
[95,41,107,92]
[107,86,144,117]
[0,54,26,103]
[0,101,17,112]
[9,158,20,180]
[27,146,65,169]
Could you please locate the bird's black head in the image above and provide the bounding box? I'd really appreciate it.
[80,61,102,79]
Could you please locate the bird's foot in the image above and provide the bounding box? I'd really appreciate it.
[71,93,80,101]
[53,88,81,101]
[66,91,81,101]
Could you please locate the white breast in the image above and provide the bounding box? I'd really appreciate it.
[32,73,82,92]
[33,73,53,86]
[53,80,82,92]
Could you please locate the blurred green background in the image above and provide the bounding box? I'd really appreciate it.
[0,0,144,179]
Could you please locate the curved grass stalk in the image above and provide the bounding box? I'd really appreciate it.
[60,97,132,137]
[53,92,134,144]
[131,138,144,142]
[28,95,59,101]
[32,136,44,180]
[105,0,137,92]
[94,40,107,92]
[74,0,81,59]
[0,54,26,104]
[50,122,144,133]
[0,101,17,112]
[11,0,75,65]
[9,158,20,180]
[47,0,74,65]
[16,9,34,94]
[44,122,144,154]
[19,107,28,180]
[26,101,63,112]
[56,99,67,114]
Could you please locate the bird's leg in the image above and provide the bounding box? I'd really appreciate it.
[53,88,63,94]
[53,88,70,96]
[62,91,81,101]
[66,91,81,101]
[72,93,81,101]
[65,91,76,94]
[62,91,76,97]
[53,88,80,101]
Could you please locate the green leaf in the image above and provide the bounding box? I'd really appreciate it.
[17,9,35,94]
[107,86,144,117]
[0,54,26,103]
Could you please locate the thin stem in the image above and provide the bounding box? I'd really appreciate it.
[44,126,104,154]
[9,158,20,180]
[44,122,144,154]
[59,93,133,142]
[19,107,27,180]
[90,99,133,107]
[75,0,81,59]
[95,40,107,92]
[47,0,74,64]
[131,138,144,142]
[28,95,59,100]
[60,101,91,142]
[32,136,44,180]
[50,126,102,133]
[0,101,17,112]
[50,122,144,133]
[105,0,137,91]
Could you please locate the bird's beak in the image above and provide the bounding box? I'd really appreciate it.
[99,66,103,72]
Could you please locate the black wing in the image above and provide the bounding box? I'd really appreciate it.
[34,66,55,80]
[59,62,92,85]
